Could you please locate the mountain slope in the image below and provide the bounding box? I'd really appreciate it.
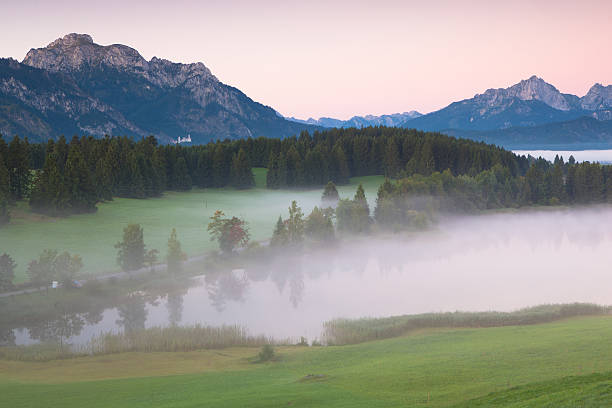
[403,76,612,133]
[445,117,612,149]
[0,33,316,143]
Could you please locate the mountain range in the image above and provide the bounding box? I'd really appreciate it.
[0,33,316,144]
[1,33,612,149]
[401,76,612,148]
[285,111,422,129]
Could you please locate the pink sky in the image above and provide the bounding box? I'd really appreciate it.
[2,0,611,119]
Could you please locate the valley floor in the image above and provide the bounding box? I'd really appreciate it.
[2,316,612,407]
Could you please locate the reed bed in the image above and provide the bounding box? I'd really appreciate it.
[83,324,275,354]
[322,303,610,345]
[0,324,280,361]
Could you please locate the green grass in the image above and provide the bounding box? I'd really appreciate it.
[1,169,385,282]
[323,303,610,345]
[2,316,612,407]
[450,372,612,407]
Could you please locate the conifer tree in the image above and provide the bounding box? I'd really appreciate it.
[167,228,186,275]
[0,253,16,291]
[331,143,350,184]
[0,154,10,226]
[266,152,280,189]
[173,156,192,191]
[230,148,255,189]
[94,156,114,201]
[7,136,30,200]
[212,143,230,187]
[65,142,97,213]
[384,137,401,178]
[287,200,304,244]
[115,224,146,271]
[305,206,335,242]
[270,215,289,247]
[321,181,340,207]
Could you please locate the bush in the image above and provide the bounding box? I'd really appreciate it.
[258,344,275,362]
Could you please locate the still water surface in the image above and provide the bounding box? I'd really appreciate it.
[11,207,612,346]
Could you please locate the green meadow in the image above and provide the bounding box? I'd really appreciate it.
[0,169,384,282]
[1,316,612,407]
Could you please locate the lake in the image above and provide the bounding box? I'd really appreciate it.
[9,206,612,347]
[514,149,612,163]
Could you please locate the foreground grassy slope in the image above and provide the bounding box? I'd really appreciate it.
[2,316,612,407]
[1,169,384,282]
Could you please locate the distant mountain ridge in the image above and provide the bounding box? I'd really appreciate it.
[399,76,612,148]
[402,76,612,132]
[445,117,612,150]
[0,33,317,143]
[286,111,422,128]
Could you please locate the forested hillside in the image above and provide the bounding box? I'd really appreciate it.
[2,126,612,227]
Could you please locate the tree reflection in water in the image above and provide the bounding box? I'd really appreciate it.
[205,269,249,312]
[116,292,148,334]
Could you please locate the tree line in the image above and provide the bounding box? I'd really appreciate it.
[0,135,255,218]
[0,224,187,292]
[0,127,527,221]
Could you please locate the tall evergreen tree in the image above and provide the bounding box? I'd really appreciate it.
[287,200,305,244]
[94,156,114,201]
[7,136,30,201]
[64,142,97,213]
[230,148,255,189]
[167,228,186,275]
[266,152,280,189]
[330,143,350,185]
[115,224,146,271]
[384,137,401,178]
[0,153,10,226]
[321,181,340,207]
[173,157,192,191]
[270,215,289,247]
[0,253,16,291]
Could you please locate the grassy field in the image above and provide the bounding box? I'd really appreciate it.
[1,316,612,407]
[0,169,385,282]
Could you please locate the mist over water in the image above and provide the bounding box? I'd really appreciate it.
[12,206,612,346]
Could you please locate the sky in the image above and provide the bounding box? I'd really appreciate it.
[1,0,611,119]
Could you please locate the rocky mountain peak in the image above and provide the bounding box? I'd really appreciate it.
[23,33,148,73]
[476,75,573,111]
[581,83,612,110]
[47,33,94,48]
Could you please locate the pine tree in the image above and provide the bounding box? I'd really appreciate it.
[173,156,192,191]
[230,148,255,189]
[167,228,186,275]
[384,137,401,178]
[115,224,146,271]
[305,206,335,242]
[7,136,30,201]
[321,181,340,207]
[65,142,97,213]
[0,253,16,291]
[352,184,371,233]
[94,156,114,201]
[266,152,280,189]
[0,153,10,226]
[331,143,350,184]
[287,200,304,244]
[212,143,230,187]
[270,215,289,247]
